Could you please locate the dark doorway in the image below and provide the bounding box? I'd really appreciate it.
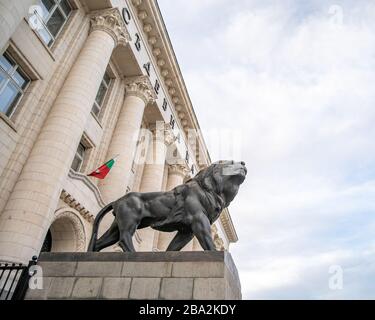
[40,229,52,252]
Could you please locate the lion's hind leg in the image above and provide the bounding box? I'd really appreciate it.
[117,217,136,252]
[118,232,136,252]
[116,210,139,252]
[166,232,194,251]
[95,221,119,252]
[115,195,144,252]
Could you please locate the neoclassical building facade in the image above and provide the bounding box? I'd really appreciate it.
[0,0,238,264]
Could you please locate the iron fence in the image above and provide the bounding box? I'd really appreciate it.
[0,256,38,300]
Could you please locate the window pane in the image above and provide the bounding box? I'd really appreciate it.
[13,69,30,89]
[0,83,20,115]
[46,8,65,37]
[71,154,82,172]
[60,0,72,16]
[77,143,85,157]
[71,143,86,172]
[92,103,100,117]
[41,0,55,13]
[36,24,53,46]
[95,82,108,107]
[0,71,6,86]
[39,0,55,21]
[0,53,14,73]
[103,72,111,85]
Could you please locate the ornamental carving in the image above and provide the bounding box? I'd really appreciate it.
[132,0,142,6]
[53,208,87,252]
[211,224,225,251]
[60,189,95,223]
[90,8,131,47]
[125,75,157,104]
[164,126,176,146]
[149,123,176,146]
[87,161,246,252]
[168,163,190,178]
[138,11,147,20]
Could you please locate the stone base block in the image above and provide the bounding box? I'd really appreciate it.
[25,251,241,300]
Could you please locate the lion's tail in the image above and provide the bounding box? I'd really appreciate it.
[87,202,114,252]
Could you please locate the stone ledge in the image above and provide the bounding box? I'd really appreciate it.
[39,251,228,262]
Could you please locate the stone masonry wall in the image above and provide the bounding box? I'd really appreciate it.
[25,251,241,300]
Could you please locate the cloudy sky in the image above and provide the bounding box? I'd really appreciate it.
[157,0,375,299]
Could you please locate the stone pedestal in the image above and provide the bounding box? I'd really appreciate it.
[25,251,241,300]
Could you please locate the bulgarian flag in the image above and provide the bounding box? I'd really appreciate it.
[87,155,118,179]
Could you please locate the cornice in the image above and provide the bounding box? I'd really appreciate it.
[220,208,239,243]
[130,0,211,167]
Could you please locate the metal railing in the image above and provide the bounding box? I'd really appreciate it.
[0,256,38,300]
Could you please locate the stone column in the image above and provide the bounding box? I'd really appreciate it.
[166,164,189,191]
[139,123,174,193]
[99,76,156,203]
[157,163,190,251]
[0,0,37,51]
[137,124,174,251]
[0,9,129,263]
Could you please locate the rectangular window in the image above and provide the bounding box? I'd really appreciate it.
[0,51,30,117]
[71,142,86,172]
[92,71,111,117]
[32,0,72,47]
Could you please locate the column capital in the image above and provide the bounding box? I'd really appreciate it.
[132,0,143,6]
[149,123,176,146]
[124,76,157,105]
[168,163,190,178]
[164,124,176,146]
[90,8,131,47]
[211,225,225,251]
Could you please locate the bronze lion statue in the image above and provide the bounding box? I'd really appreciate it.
[88,160,247,252]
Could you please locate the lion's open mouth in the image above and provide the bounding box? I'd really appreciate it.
[239,168,247,177]
[236,170,247,183]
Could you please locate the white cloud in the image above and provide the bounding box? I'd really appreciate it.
[240,248,375,299]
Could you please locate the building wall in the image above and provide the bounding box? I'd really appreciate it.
[0,8,90,214]
[0,0,236,264]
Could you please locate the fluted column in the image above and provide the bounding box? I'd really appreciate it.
[139,123,174,192]
[0,0,37,51]
[0,9,129,263]
[157,163,190,251]
[166,164,189,190]
[137,124,174,251]
[99,76,156,203]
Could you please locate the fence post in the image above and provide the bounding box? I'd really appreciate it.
[11,256,38,300]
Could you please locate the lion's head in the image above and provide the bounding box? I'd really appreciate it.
[193,160,247,208]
